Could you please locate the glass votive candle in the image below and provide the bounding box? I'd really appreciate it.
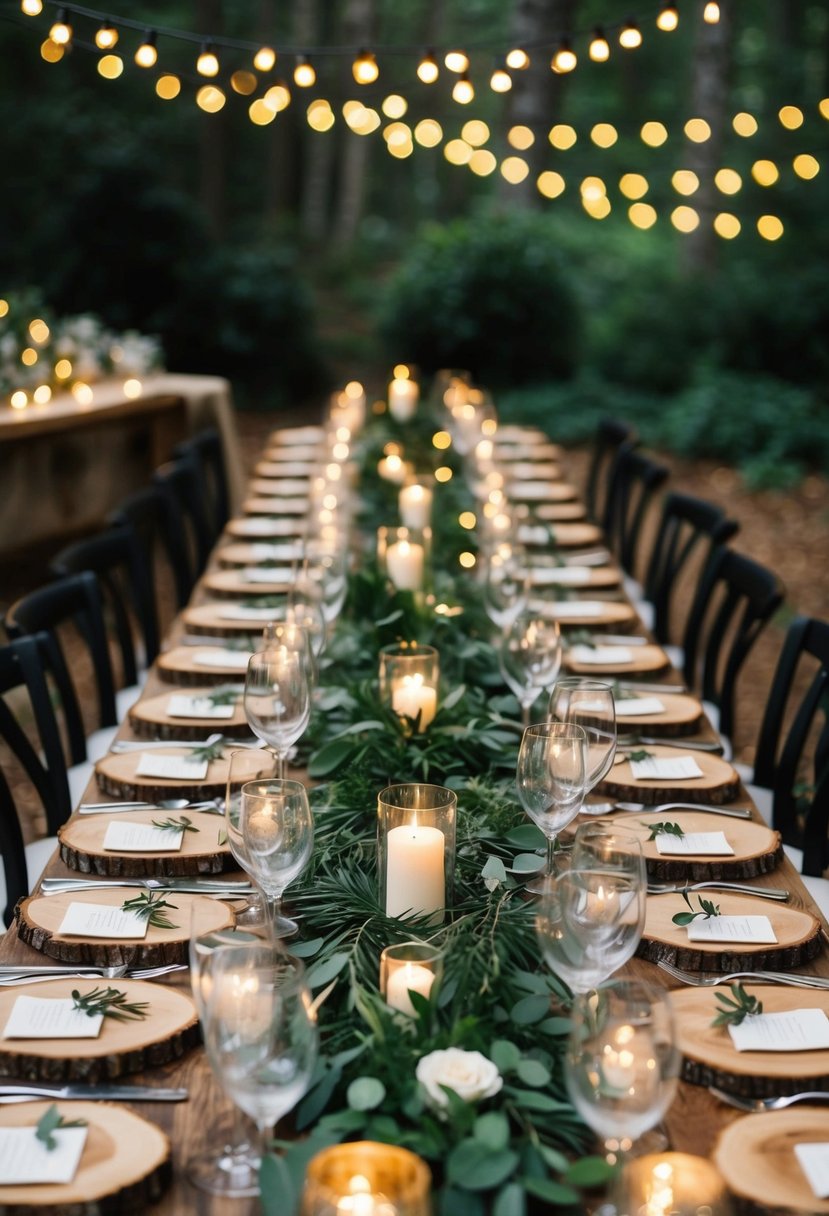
[377,526,431,593]
[388,375,419,423]
[380,941,443,1016]
[614,1153,733,1216]
[379,642,439,734]
[377,452,411,484]
[300,1141,431,1216]
[377,783,456,924]
[399,477,433,530]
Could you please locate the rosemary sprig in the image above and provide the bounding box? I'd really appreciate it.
[189,738,226,762]
[151,814,199,835]
[121,890,180,928]
[711,983,763,1027]
[35,1104,87,1150]
[672,890,721,926]
[641,820,685,841]
[218,827,228,847]
[207,688,241,707]
[626,748,656,762]
[71,986,150,1022]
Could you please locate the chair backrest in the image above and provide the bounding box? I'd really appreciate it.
[51,523,159,675]
[153,454,215,580]
[174,428,230,538]
[584,418,637,524]
[681,547,785,743]
[751,615,829,874]
[0,635,73,916]
[642,491,740,644]
[4,571,118,759]
[108,483,194,609]
[601,444,670,576]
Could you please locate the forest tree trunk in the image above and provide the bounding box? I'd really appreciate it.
[332,0,377,245]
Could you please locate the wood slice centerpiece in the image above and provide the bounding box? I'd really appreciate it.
[671,985,829,1097]
[156,645,252,685]
[59,807,234,877]
[616,808,781,882]
[225,516,307,539]
[0,1101,171,1215]
[128,690,249,741]
[15,889,235,967]
[509,481,576,502]
[564,643,669,676]
[0,978,199,1082]
[92,746,266,810]
[614,692,704,736]
[534,502,588,522]
[599,747,743,807]
[713,1109,829,1214]
[639,892,818,971]
[202,569,294,598]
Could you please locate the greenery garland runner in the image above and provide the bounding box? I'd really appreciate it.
[259,387,613,1213]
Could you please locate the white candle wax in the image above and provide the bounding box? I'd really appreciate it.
[377,454,408,484]
[385,540,424,591]
[388,378,419,422]
[399,483,433,529]
[385,961,436,1016]
[391,674,437,730]
[385,822,445,921]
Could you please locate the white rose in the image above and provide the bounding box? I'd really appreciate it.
[416,1048,502,1109]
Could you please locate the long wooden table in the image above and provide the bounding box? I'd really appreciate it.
[1,426,827,1215]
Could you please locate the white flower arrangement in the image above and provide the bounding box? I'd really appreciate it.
[415,1047,503,1110]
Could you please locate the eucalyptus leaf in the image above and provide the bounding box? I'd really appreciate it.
[522,1176,581,1205]
[482,856,508,883]
[347,1077,386,1111]
[508,853,545,873]
[440,684,468,713]
[259,1153,298,1216]
[510,994,551,1026]
[504,824,546,849]
[308,739,358,777]
[489,1039,522,1073]
[493,1181,526,1216]
[563,1156,617,1188]
[305,951,350,990]
[474,1111,511,1151]
[288,937,325,958]
[515,1058,551,1087]
[447,1140,520,1191]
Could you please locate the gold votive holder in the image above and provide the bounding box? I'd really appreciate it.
[614,1152,733,1216]
[300,1141,431,1216]
[380,941,443,1017]
[377,784,456,924]
[379,643,439,734]
[376,526,431,594]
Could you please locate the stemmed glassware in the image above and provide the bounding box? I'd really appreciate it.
[516,721,587,894]
[244,649,311,780]
[301,538,348,627]
[239,777,314,939]
[224,749,279,930]
[200,942,318,1196]
[482,542,529,631]
[499,612,562,726]
[262,619,317,686]
[549,678,617,801]
[565,979,680,1182]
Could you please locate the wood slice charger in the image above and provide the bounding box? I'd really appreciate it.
[600,747,742,807]
[15,889,235,967]
[542,601,638,629]
[202,569,294,597]
[216,542,302,568]
[534,502,588,522]
[545,522,604,549]
[528,566,620,590]
[128,691,249,741]
[156,646,252,686]
[564,643,669,676]
[0,978,199,1083]
[225,516,307,539]
[639,891,819,971]
[181,602,276,637]
[614,692,703,737]
[0,1101,171,1215]
[59,807,234,877]
[510,481,575,502]
[670,985,829,1097]
[616,808,781,882]
[713,1109,829,1214]
[92,746,269,814]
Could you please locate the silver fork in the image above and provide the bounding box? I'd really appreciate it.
[0,963,186,985]
[647,881,789,902]
[657,960,829,989]
[710,1087,829,1112]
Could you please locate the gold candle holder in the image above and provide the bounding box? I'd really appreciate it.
[379,941,443,1017]
[300,1141,431,1216]
[379,643,439,734]
[614,1153,733,1216]
[377,783,456,924]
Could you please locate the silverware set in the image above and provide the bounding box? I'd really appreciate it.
[0,1082,187,1103]
[40,877,253,896]
[709,1088,829,1113]
[647,881,789,902]
[0,963,187,985]
[584,799,753,820]
[657,960,829,989]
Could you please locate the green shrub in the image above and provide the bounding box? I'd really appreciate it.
[379,211,581,388]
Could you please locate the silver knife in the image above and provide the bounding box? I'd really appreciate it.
[0,1083,187,1102]
[618,736,723,753]
[40,877,253,895]
[617,682,687,695]
[591,634,650,646]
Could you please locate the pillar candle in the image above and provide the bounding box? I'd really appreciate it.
[378,453,408,484]
[391,673,437,730]
[385,540,424,591]
[385,821,445,921]
[399,483,433,529]
[385,961,436,1016]
[388,378,419,422]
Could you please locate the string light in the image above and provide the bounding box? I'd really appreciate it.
[444,49,469,73]
[452,73,474,104]
[95,23,118,50]
[21,0,42,14]
[196,42,220,77]
[703,2,720,22]
[589,28,610,62]
[196,85,225,113]
[629,202,657,228]
[619,20,642,49]
[416,50,439,83]
[230,70,257,95]
[353,49,378,85]
[49,9,72,45]
[253,46,276,72]
[294,56,316,87]
[552,40,577,73]
[156,74,180,99]
[656,4,679,32]
[134,32,158,69]
[490,62,512,92]
[97,53,122,78]
[505,48,530,70]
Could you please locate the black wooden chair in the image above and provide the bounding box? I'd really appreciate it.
[601,444,670,583]
[681,547,785,749]
[174,428,230,539]
[640,492,740,643]
[584,418,637,525]
[108,482,195,610]
[154,453,216,582]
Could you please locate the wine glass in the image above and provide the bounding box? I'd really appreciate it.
[262,618,317,685]
[499,612,563,726]
[565,980,679,1177]
[240,777,314,939]
[187,921,265,1196]
[301,538,348,626]
[201,943,317,1194]
[516,721,587,894]
[549,678,617,804]
[224,749,280,930]
[482,542,528,631]
[244,649,311,779]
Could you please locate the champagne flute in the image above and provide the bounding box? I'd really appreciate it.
[516,721,587,894]
[224,749,279,930]
[244,649,311,780]
[240,777,314,939]
[482,542,528,631]
[549,678,617,801]
[202,943,317,1193]
[565,980,679,1176]
[499,612,562,726]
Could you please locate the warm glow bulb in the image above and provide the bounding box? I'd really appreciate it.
[97,53,123,79]
[589,28,610,61]
[452,73,474,104]
[294,57,316,87]
[49,10,72,45]
[506,47,530,70]
[552,41,577,72]
[197,43,220,76]
[196,85,226,113]
[490,66,512,92]
[703,2,720,22]
[21,0,42,14]
[417,51,439,83]
[444,49,469,73]
[135,32,158,68]
[656,4,679,32]
[253,46,276,72]
[95,24,118,50]
[619,21,642,49]
[156,74,181,100]
[353,49,378,84]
